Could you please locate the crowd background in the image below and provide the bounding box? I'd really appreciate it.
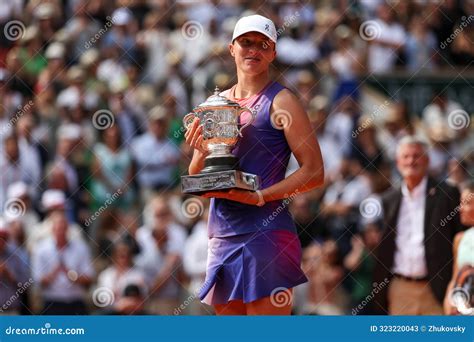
[0,0,472,315]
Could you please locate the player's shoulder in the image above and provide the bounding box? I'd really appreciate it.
[273,86,302,110]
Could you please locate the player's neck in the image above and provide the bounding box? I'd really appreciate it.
[234,71,271,99]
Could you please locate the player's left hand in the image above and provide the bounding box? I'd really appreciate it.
[200,189,260,206]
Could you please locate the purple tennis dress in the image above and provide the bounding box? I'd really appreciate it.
[199,81,308,305]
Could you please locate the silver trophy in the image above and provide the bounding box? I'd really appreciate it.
[181,87,261,194]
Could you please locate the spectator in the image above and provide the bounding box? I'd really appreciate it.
[103,8,138,65]
[96,241,147,313]
[297,241,348,315]
[290,193,328,249]
[28,190,83,252]
[90,124,135,211]
[135,195,186,315]
[446,158,470,190]
[320,156,372,255]
[373,136,463,315]
[329,25,362,102]
[325,96,358,157]
[5,182,40,237]
[16,115,42,190]
[130,106,180,199]
[32,211,94,315]
[422,91,464,140]
[405,15,437,72]
[350,115,385,171]
[136,11,171,85]
[0,133,35,209]
[344,223,381,315]
[0,218,30,315]
[57,66,99,113]
[183,203,212,315]
[366,4,406,74]
[444,181,474,315]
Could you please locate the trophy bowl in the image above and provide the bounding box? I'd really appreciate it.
[183,87,255,173]
[181,87,261,194]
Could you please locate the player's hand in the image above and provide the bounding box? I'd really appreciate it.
[184,118,206,154]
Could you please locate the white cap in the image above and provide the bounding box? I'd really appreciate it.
[45,42,65,59]
[112,8,132,26]
[57,123,82,141]
[41,190,66,211]
[34,3,55,20]
[7,182,29,199]
[0,217,8,235]
[232,15,277,43]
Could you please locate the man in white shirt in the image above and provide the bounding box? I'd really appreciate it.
[130,106,180,200]
[373,136,463,315]
[32,211,94,315]
[367,4,406,74]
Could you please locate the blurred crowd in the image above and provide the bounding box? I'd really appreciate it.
[0,0,473,315]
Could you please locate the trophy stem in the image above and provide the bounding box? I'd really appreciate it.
[201,155,240,173]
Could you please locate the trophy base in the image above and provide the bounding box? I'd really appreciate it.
[181,170,261,194]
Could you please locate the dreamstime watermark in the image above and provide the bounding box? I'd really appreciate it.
[277,11,300,37]
[447,109,471,131]
[359,197,382,220]
[92,109,115,130]
[181,21,203,41]
[173,125,187,139]
[270,287,292,308]
[351,277,390,315]
[262,11,301,49]
[440,15,474,49]
[5,323,85,336]
[270,109,293,130]
[0,278,34,313]
[0,100,35,139]
[84,189,122,227]
[3,20,26,41]
[173,278,212,315]
[359,20,381,41]
[352,100,390,138]
[3,198,26,220]
[440,192,474,227]
[262,189,300,227]
[84,16,117,49]
[181,197,204,219]
[92,287,115,308]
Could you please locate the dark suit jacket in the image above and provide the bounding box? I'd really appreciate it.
[372,177,463,314]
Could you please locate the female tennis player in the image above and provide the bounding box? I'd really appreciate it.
[185,14,324,315]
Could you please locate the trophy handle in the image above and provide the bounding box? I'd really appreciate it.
[183,112,196,129]
[237,107,255,137]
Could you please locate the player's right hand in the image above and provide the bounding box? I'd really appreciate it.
[184,118,206,154]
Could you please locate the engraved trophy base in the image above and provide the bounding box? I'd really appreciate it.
[181,170,261,194]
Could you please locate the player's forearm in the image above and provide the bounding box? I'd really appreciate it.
[188,150,208,175]
[261,163,324,202]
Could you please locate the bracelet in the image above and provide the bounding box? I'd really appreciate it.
[255,190,265,207]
